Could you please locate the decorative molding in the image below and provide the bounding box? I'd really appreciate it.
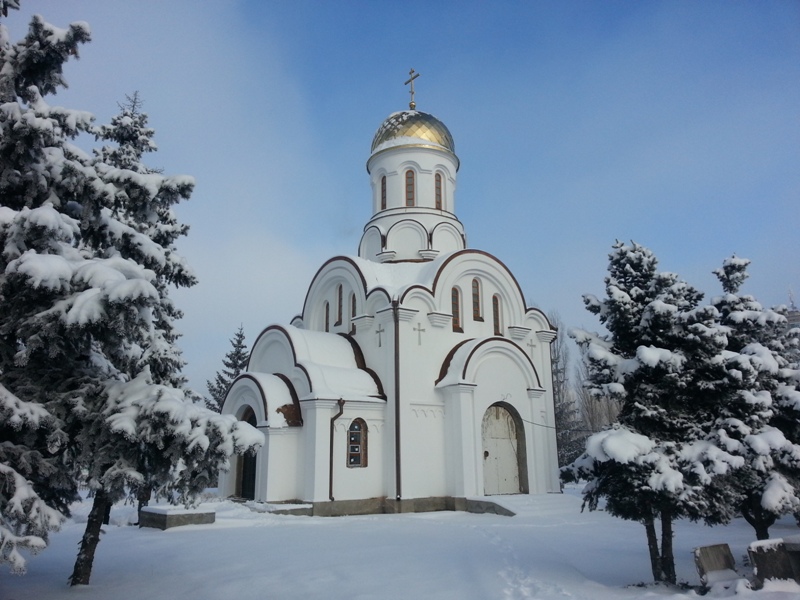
[262,426,298,437]
[377,250,396,263]
[396,307,418,322]
[536,330,557,344]
[409,400,445,408]
[411,407,444,419]
[418,249,439,260]
[507,326,531,341]
[352,314,374,332]
[427,312,452,328]
[527,387,546,399]
[438,381,478,391]
[374,306,395,326]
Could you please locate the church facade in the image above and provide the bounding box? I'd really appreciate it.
[219,97,560,514]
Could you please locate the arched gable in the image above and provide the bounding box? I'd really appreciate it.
[436,337,543,391]
[430,222,464,253]
[523,307,552,333]
[398,250,548,332]
[399,285,437,313]
[302,257,369,331]
[222,373,300,428]
[358,226,384,261]
[385,219,428,254]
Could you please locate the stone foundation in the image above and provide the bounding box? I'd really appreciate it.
[139,506,215,530]
[299,496,515,517]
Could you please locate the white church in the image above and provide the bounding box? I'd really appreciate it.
[220,78,560,515]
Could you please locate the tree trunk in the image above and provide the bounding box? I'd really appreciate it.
[69,490,110,586]
[643,515,665,582]
[741,498,776,541]
[660,509,676,585]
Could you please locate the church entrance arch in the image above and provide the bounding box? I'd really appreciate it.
[481,403,527,495]
[238,407,257,500]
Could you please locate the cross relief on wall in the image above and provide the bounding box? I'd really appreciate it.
[413,322,426,345]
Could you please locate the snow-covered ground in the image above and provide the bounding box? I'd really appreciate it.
[6,487,800,600]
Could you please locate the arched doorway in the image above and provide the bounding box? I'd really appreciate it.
[238,407,257,500]
[481,403,527,495]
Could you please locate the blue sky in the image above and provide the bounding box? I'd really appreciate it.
[5,1,799,394]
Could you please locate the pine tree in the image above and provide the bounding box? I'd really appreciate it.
[708,256,800,540]
[0,7,263,580]
[562,241,740,584]
[206,325,249,411]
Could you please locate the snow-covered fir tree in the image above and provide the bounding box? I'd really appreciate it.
[93,90,195,388]
[0,383,67,574]
[206,325,248,412]
[562,241,741,585]
[0,6,92,575]
[0,5,263,581]
[708,256,800,540]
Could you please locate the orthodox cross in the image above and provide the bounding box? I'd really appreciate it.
[413,322,426,345]
[404,68,420,110]
[376,325,385,348]
[527,339,536,357]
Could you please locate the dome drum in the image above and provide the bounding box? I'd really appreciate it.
[361,108,463,262]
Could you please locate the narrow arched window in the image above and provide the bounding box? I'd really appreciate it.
[435,173,442,210]
[335,284,343,326]
[350,293,357,335]
[380,175,387,210]
[493,295,502,336]
[451,287,462,332]
[405,170,415,207]
[472,278,482,321]
[348,418,367,467]
[324,302,330,332]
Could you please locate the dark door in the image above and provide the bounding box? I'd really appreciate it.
[240,452,256,500]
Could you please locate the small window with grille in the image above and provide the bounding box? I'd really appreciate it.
[348,419,367,467]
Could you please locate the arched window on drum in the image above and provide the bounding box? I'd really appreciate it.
[405,170,415,207]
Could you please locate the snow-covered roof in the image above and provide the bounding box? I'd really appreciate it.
[249,325,384,403]
[347,254,444,299]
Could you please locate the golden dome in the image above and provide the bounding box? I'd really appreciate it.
[370,110,455,155]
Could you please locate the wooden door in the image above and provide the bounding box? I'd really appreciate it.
[482,405,521,495]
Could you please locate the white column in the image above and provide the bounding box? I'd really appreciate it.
[442,383,478,497]
[301,400,339,502]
